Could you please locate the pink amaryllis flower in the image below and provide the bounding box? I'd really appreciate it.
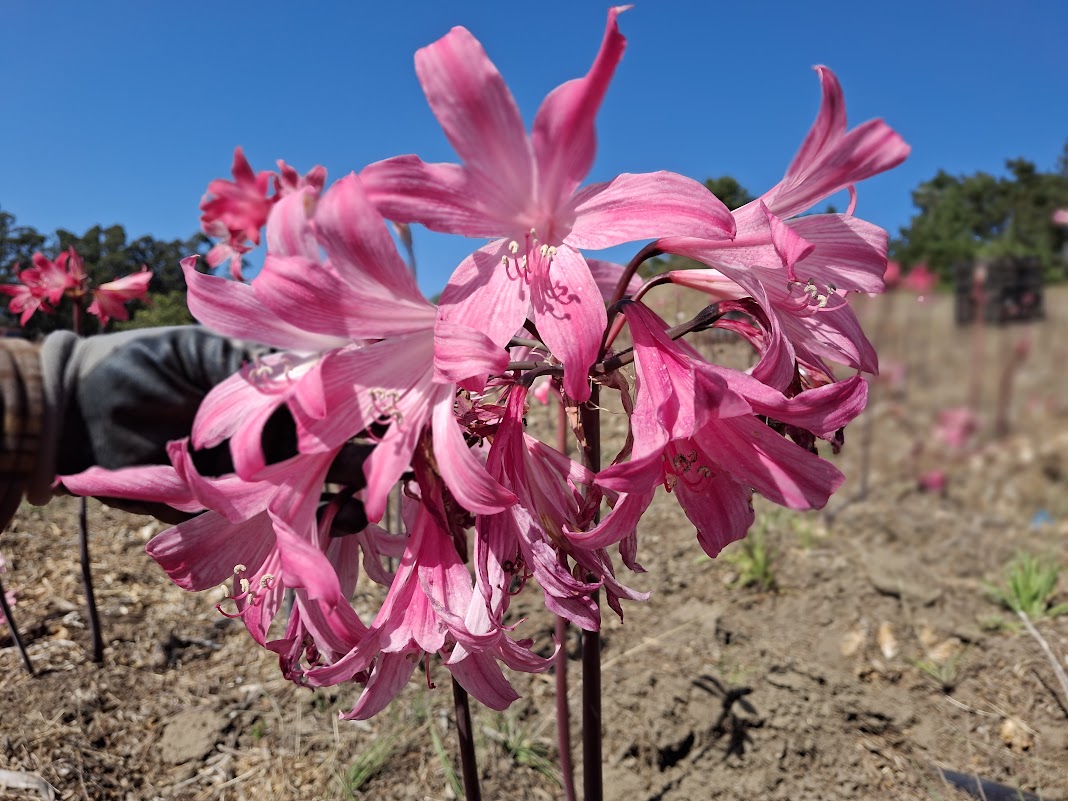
[658,66,910,387]
[249,174,516,522]
[200,147,274,280]
[476,384,648,629]
[61,442,368,653]
[361,7,735,401]
[932,406,979,450]
[302,476,553,719]
[0,275,50,325]
[902,262,937,295]
[0,249,85,324]
[87,268,152,326]
[574,301,867,557]
[200,147,327,281]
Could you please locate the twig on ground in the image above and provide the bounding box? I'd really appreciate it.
[1016,610,1068,716]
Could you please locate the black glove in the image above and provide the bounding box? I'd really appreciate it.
[1,326,371,529]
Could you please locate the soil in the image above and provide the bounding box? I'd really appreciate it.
[2,287,1068,801]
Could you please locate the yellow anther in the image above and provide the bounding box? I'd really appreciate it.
[508,240,520,255]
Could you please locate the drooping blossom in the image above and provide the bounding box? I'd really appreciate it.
[200,147,327,281]
[361,7,735,401]
[902,262,937,296]
[0,250,81,323]
[657,66,910,387]
[1,247,151,328]
[932,406,979,450]
[299,470,553,719]
[52,9,910,725]
[87,268,153,326]
[0,273,50,325]
[248,174,516,522]
[573,301,867,557]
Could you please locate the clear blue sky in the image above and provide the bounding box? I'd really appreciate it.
[3,1,1066,295]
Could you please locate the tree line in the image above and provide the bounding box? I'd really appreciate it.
[0,208,210,335]
[4,144,1067,333]
[647,148,1068,284]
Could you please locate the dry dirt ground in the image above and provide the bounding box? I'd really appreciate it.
[2,287,1068,801]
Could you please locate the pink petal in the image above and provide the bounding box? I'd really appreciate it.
[181,257,344,351]
[698,416,844,510]
[413,27,535,217]
[363,420,424,523]
[265,189,319,259]
[447,651,521,711]
[437,242,531,352]
[256,254,435,340]
[675,473,755,558]
[531,6,627,208]
[566,172,734,250]
[167,440,275,523]
[146,511,276,591]
[531,245,606,402]
[360,156,512,238]
[59,464,203,513]
[432,389,516,515]
[341,651,419,720]
[314,174,428,307]
[698,363,868,438]
[783,66,848,185]
[290,334,433,455]
[566,487,655,550]
[787,214,888,294]
[192,369,274,449]
[763,67,910,219]
[433,321,509,387]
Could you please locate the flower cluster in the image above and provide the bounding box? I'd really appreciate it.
[63,8,907,718]
[0,247,152,327]
[199,147,326,282]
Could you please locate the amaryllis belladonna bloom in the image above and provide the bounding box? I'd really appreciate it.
[361,7,735,401]
[658,66,910,386]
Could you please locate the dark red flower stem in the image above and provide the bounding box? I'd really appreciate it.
[0,573,34,674]
[451,676,482,801]
[579,385,603,801]
[71,305,104,664]
[79,496,103,663]
[555,397,578,801]
[601,243,664,357]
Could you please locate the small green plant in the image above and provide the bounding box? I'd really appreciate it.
[484,714,561,786]
[345,734,398,795]
[910,650,968,693]
[248,718,266,742]
[428,723,463,798]
[987,553,1068,621]
[978,614,1017,633]
[726,526,776,591]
